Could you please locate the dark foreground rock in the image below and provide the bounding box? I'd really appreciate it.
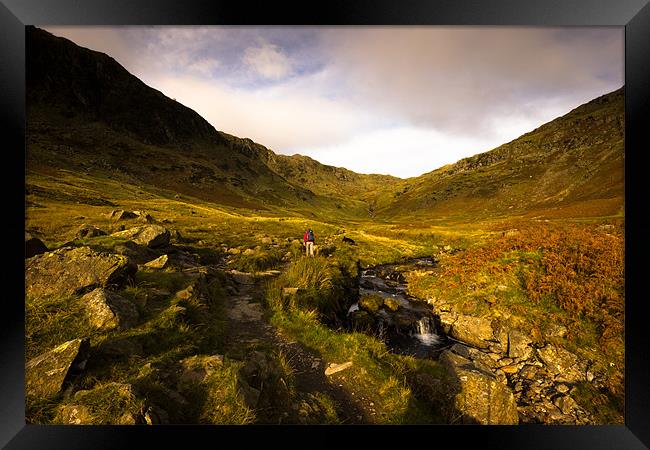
[25,233,48,258]
[26,338,91,399]
[26,246,136,297]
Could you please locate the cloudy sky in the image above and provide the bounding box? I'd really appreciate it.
[44,26,623,178]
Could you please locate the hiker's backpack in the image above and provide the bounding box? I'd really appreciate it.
[307,230,314,242]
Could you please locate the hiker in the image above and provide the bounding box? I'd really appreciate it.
[304,228,315,257]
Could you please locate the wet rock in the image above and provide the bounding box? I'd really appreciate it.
[383,297,400,312]
[26,338,91,399]
[81,288,139,331]
[26,246,136,297]
[359,294,383,314]
[76,224,107,239]
[144,254,169,269]
[448,314,495,349]
[111,225,170,248]
[439,350,519,424]
[25,233,48,258]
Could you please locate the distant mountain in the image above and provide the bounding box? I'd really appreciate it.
[26,26,394,217]
[371,88,624,220]
[26,26,624,222]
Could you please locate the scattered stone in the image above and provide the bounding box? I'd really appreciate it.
[25,233,48,258]
[76,224,107,239]
[243,248,256,256]
[144,254,169,269]
[227,248,241,255]
[111,225,170,248]
[500,365,519,375]
[554,395,580,415]
[537,345,583,382]
[519,365,538,380]
[26,246,136,297]
[325,361,353,376]
[508,330,533,360]
[81,288,139,331]
[26,338,91,399]
[439,350,519,424]
[448,314,495,349]
[229,270,255,285]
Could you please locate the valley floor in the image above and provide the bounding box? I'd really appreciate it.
[24,170,625,425]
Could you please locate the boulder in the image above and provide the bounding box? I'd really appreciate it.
[26,338,91,399]
[359,294,383,313]
[449,314,495,349]
[439,350,519,424]
[537,345,584,382]
[81,288,139,331]
[111,225,170,248]
[25,233,48,258]
[113,240,159,265]
[144,254,169,269]
[26,246,136,297]
[107,209,138,221]
[76,224,107,239]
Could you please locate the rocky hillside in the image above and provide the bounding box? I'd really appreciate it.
[372,88,624,221]
[26,26,395,219]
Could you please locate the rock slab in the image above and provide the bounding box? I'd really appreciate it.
[26,338,90,398]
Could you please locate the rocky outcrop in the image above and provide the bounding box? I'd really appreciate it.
[76,224,107,239]
[537,344,584,382]
[111,225,171,248]
[26,246,136,297]
[107,209,138,221]
[81,288,139,331]
[26,338,90,398]
[358,294,383,313]
[439,350,519,424]
[25,233,48,258]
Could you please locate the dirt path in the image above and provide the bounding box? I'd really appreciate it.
[222,271,371,424]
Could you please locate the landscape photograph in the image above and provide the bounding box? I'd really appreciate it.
[25,25,624,425]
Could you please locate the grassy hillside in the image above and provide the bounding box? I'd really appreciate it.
[371,88,624,223]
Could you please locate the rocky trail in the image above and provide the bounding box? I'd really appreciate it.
[222,270,370,424]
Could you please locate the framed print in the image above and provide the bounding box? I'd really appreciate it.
[2,0,649,448]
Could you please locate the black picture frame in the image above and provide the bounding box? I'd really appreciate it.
[2,0,649,448]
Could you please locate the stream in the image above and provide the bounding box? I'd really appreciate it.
[346,257,451,359]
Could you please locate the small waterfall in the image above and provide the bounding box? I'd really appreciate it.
[412,316,440,346]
